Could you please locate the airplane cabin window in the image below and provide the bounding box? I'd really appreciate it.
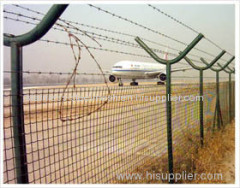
[113,66,122,68]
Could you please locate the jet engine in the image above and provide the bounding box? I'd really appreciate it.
[159,73,166,81]
[109,75,116,82]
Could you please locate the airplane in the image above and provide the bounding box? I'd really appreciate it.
[108,49,192,86]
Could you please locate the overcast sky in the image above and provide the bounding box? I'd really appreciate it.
[3,3,235,80]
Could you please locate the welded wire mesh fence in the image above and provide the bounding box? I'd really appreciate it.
[3,4,235,184]
[3,81,234,183]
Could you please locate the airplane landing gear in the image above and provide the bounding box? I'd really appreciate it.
[130,79,138,86]
[118,78,123,86]
[157,81,165,85]
[130,82,138,86]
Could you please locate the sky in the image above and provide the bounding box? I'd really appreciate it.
[3,3,235,81]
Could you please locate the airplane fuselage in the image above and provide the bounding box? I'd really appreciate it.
[109,60,191,86]
[111,61,166,80]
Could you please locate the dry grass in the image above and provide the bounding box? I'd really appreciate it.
[116,121,235,184]
[190,121,235,183]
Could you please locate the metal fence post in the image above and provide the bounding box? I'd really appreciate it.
[217,64,235,123]
[199,70,204,145]
[166,62,173,176]
[135,33,204,183]
[4,4,68,183]
[229,73,232,121]
[216,71,221,129]
[233,79,235,118]
[202,56,235,130]
[182,50,225,146]
[11,43,28,183]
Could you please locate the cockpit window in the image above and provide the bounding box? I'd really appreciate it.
[113,66,122,68]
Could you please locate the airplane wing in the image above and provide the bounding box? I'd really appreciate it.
[171,67,192,73]
[144,67,192,76]
[102,70,111,75]
[144,71,164,77]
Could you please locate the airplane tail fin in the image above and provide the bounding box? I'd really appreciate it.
[163,46,169,60]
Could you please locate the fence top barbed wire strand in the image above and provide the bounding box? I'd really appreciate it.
[87,4,232,62]
[148,4,198,34]
[3,9,211,64]
[147,4,235,67]
[3,70,231,79]
[4,24,231,76]
[10,5,175,51]
[12,4,185,45]
[5,6,234,78]
[62,20,225,66]
[4,12,218,67]
[88,4,189,46]
[9,4,230,64]
[11,4,234,66]
[3,12,172,55]
[5,5,234,70]
[11,5,234,67]
[4,14,195,67]
[3,16,156,58]
[11,5,174,50]
[2,32,193,69]
[2,16,166,59]
[147,4,234,57]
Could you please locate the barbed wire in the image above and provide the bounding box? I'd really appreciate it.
[4,17,229,69]
[4,13,193,67]
[4,8,112,121]
[148,4,198,34]
[3,12,174,55]
[3,10,92,40]
[3,70,110,75]
[41,38,211,67]
[40,38,156,58]
[3,70,231,78]
[5,6,233,67]
[11,5,178,50]
[11,4,228,60]
[88,4,190,46]
[57,17,113,121]
[4,13,217,66]
[147,4,233,57]
[87,4,235,61]
[10,5,233,64]
[2,15,152,58]
[13,4,45,15]
[3,10,182,57]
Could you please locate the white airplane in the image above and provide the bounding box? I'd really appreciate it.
[108,51,191,86]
